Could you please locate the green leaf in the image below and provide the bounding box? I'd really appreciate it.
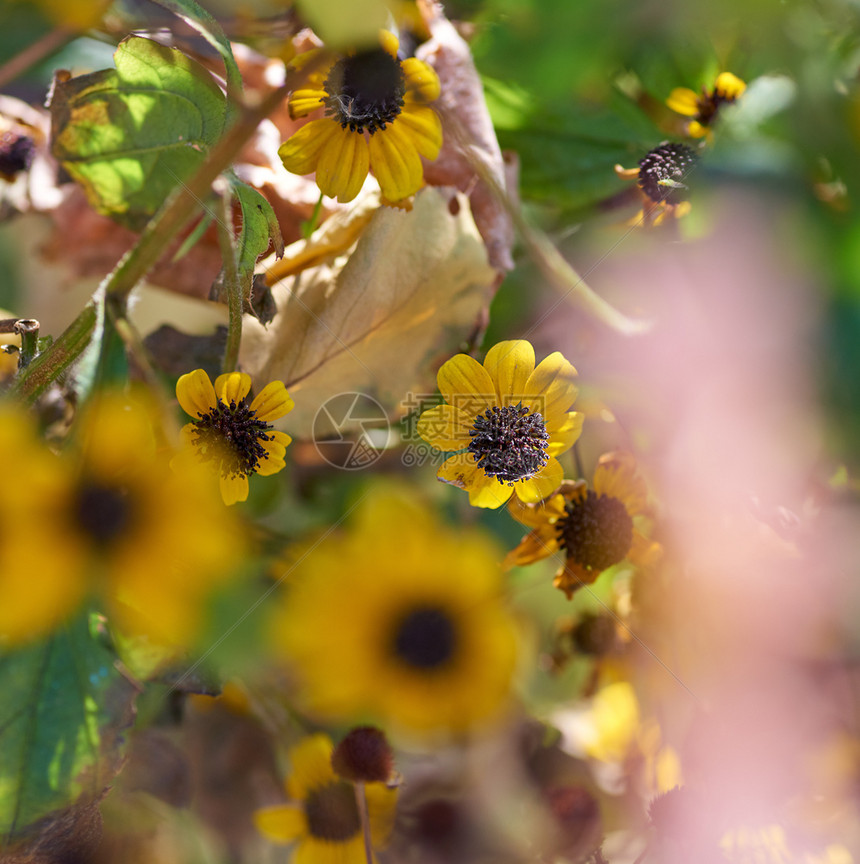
[229,176,284,305]
[50,35,226,230]
[149,0,243,117]
[0,613,136,844]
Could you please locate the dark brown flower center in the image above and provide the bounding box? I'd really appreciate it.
[75,481,134,548]
[557,490,633,572]
[392,606,457,670]
[191,398,273,478]
[305,782,362,842]
[468,403,550,484]
[637,142,697,205]
[323,48,405,134]
[695,84,740,127]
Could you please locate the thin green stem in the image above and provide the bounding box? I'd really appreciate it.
[439,106,652,336]
[354,782,374,864]
[0,27,73,90]
[14,319,40,369]
[302,191,325,239]
[12,303,97,402]
[216,186,242,373]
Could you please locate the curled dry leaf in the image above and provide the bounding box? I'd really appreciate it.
[240,186,497,439]
[416,0,515,273]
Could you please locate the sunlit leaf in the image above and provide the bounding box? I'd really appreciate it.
[49,36,226,229]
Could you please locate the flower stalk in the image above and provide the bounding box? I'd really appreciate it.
[14,319,40,369]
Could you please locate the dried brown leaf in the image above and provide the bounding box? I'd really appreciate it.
[416,0,515,273]
[240,186,497,439]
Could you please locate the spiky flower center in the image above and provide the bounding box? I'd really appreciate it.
[637,142,697,205]
[468,403,550,484]
[305,782,362,842]
[557,490,633,572]
[392,606,458,670]
[323,48,406,134]
[75,481,134,547]
[191,398,273,478]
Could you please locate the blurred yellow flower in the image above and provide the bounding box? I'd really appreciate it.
[506,451,660,599]
[667,71,746,138]
[417,340,583,509]
[65,392,245,646]
[175,369,293,505]
[254,733,397,863]
[0,405,85,644]
[26,0,112,30]
[271,485,520,735]
[279,31,442,204]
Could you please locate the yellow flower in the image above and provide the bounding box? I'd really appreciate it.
[271,485,520,735]
[0,405,86,644]
[278,31,442,204]
[614,141,698,228]
[417,340,584,509]
[65,392,245,646]
[505,451,660,599]
[667,71,747,138]
[254,733,398,864]
[175,369,294,505]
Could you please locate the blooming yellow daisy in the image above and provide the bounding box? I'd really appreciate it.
[175,369,294,505]
[505,451,660,599]
[254,733,398,864]
[65,391,245,645]
[666,72,746,138]
[271,485,520,735]
[417,340,584,509]
[0,405,86,644]
[278,31,442,204]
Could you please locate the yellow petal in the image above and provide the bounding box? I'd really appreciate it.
[176,369,216,418]
[437,453,512,509]
[316,124,370,203]
[379,28,399,56]
[515,456,563,503]
[368,122,423,202]
[402,57,440,102]
[508,490,566,528]
[214,372,252,405]
[394,104,442,160]
[593,451,647,515]
[257,436,289,476]
[253,805,307,844]
[714,72,746,100]
[286,734,336,799]
[250,380,295,421]
[437,354,496,418]
[666,87,699,116]
[546,411,584,457]
[220,472,248,505]
[279,119,339,176]
[483,340,536,404]
[523,352,579,428]
[289,87,327,117]
[503,526,559,570]
[416,404,472,450]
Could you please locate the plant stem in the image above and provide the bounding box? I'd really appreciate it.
[14,319,40,368]
[0,28,73,90]
[12,303,97,402]
[216,185,242,373]
[354,782,374,864]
